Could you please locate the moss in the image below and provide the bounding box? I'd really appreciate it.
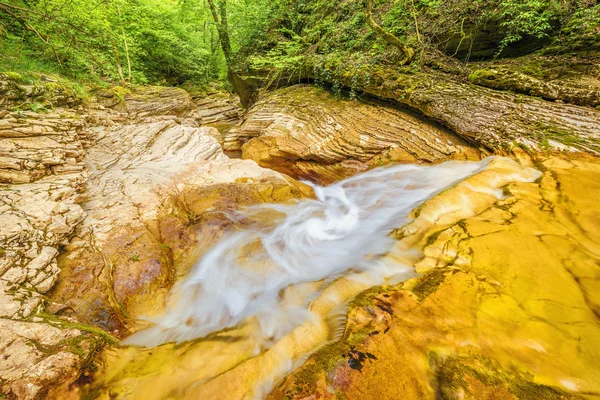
[2,71,25,83]
[540,138,552,151]
[411,268,449,301]
[289,362,321,395]
[117,302,130,319]
[516,61,545,79]
[349,284,394,309]
[112,85,131,101]
[559,134,583,146]
[468,69,497,84]
[33,312,119,345]
[437,355,573,400]
[284,322,377,397]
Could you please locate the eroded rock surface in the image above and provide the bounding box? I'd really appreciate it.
[0,109,89,183]
[0,73,83,109]
[50,116,311,334]
[0,110,102,399]
[0,84,310,399]
[108,86,194,118]
[269,154,600,399]
[469,55,600,108]
[0,318,106,400]
[192,91,241,124]
[330,67,600,156]
[238,85,481,183]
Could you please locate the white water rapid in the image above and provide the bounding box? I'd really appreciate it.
[124,158,513,347]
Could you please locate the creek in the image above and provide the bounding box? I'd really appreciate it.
[90,156,546,399]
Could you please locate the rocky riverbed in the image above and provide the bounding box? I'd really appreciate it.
[1,72,599,399]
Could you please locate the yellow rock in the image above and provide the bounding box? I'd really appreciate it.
[270,155,600,399]
[84,155,600,400]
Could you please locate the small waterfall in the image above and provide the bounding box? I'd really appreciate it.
[124,158,507,347]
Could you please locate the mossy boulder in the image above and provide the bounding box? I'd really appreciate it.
[0,72,84,109]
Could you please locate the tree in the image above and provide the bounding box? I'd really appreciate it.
[206,0,258,107]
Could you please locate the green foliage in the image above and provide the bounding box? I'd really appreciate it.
[29,102,47,113]
[241,0,598,80]
[0,0,283,88]
[497,0,556,54]
[1,0,598,94]
[553,4,600,50]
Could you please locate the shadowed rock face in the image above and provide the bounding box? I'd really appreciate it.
[97,86,195,118]
[0,73,83,109]
[236,85,481,184]
[468,56,600,108]
[329,66,600,156]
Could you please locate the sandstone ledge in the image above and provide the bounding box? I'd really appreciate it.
[237,85,480,184]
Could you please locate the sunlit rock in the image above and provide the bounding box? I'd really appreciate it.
[270,155,600,399]
[237,85,481,184]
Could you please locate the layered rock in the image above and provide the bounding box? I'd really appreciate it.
[0,109,88,183]
[320,65,600,155]
[268,155,600,399]
[0,73,83,109]
[0,84,311,398]
[192,91,242,124]
[238,85,481,183]
[95,85,194,118]
[0,108,103,398]
[50,117,311,334]
[468,55,600,108]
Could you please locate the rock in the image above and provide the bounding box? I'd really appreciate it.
[0,318,104,400]
[238,85,481,184]
[191,91,242,124]
[468,56,600,108]
[112,86,195,118]
[323,65,600,156]
[0,109,88,183]
[0,86,311,398]
[0,106,103,400]
[268,155,600,399]
[83,157,548,400]
[49,114,312,336]
[0,174,86,297]
[0,73,83,109]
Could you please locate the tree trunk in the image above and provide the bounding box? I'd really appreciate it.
[352,69,600,154]
[116,4,132,83]
[207,0,232,63]
[206,0,258,107]
[365,0,415,65]
[111,38,126,85]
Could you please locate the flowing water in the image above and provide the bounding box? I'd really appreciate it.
[95,157,545,399]
[123,159,495,347]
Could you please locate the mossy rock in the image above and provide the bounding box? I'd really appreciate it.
[436,355,576,400]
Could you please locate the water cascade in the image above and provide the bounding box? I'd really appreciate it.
[125,157,532,348]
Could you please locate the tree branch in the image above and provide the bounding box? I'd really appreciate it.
[365,0,414,65]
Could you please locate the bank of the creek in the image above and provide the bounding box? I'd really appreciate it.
[0,72,599,400]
